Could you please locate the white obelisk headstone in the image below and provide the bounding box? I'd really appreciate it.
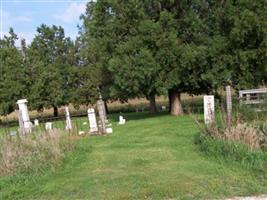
[17,99,32,134]
[88,108,98,133]
[204,95,215,124]
[65,106,72,130]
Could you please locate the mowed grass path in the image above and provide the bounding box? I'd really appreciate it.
[1,112,266,200]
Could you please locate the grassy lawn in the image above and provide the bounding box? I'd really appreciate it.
[0,112,266,200]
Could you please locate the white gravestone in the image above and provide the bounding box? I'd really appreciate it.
[45,122,53,131]
[88,108,98,133]
[204,95,215,124]
[65,106,72,130]
[118,116,126,125]
[106,127,113,134]
[78,131,85,136]
[34,119,39,126]
[17,99,32,134]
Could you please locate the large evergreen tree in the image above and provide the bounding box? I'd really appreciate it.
[27,24,73,116]
[0,29,25,115]
[214,0,267,89]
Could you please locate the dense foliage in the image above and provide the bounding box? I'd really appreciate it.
[0,0,266,116]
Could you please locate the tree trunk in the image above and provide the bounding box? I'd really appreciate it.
[168,90,171,113]
[170,90,183,116]
[53,106,58,117]
[148,94,157,113]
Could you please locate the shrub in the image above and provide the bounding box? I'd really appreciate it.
[0,130,74,176]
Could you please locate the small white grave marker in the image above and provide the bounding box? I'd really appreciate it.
[34,119,39,126]
[45,122,53,131]
[161,106,166,110]
[10,131,17,136]
[106,128,113,134]
[118,116,126,125]
[204,95,215,124]
[78,131,85,136]
[88,108,98,133]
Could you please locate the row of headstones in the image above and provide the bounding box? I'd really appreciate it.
[16,98,118,135]
[15,89,231,135]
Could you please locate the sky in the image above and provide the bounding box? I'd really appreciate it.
[1,0,89,45]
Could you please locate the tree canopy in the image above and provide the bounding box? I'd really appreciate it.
[0,0,266,116]
[0,29,25,115]
[26,24,74,115]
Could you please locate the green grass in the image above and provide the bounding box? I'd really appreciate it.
[0,112,266,200]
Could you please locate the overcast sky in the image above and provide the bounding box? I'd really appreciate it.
[1,0,88,44]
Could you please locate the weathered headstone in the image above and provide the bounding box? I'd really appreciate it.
[203,95,215,124]
[87,108,98,133]
[226,85,232,126]
[118,116,126,125]
[10,131,17,137]
[34,119,39,126]
[106,127,113,134]
[97,99,107,134]
[78,131,85,136]
[65,106,72,130]
[17,110,25,134]
[45,122,53,131]
[17,99,32,134]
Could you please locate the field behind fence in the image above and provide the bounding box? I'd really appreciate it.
[1,93,266,137]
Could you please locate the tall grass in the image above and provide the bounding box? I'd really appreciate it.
[195,134,267,171]
[0,129,74,176]
[192,104,267,171]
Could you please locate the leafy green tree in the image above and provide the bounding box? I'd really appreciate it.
[214,0,267,89]
[27,24,74,116]
[80,0,267,116]
[67,38,100,108]
[0,28,25,115]
[79,1,117,109]
[81,1,165,113]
